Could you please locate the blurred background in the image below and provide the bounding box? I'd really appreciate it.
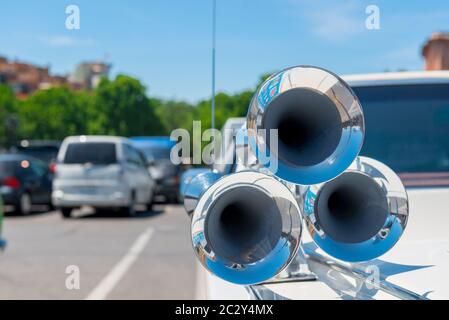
[0,0,449,299]
[1,0,449,144]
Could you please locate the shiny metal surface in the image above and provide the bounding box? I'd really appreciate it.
[301,156,409,262]
[179,168,211,200]
[191,171,302,285]
[247,65,364,185]
[184,65,411,292]
[247,246,427,300]
[262,246,317,284]
[234,127,260,172]
[303,247,427,300]
[183,171,222,215]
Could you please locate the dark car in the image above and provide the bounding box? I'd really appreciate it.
[13,140,61,170]
[0,154,53,215]
[130,137,181,203]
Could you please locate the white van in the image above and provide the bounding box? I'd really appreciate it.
[52,136,155,218]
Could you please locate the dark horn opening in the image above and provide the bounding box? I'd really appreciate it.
[263,87,343,167]
[205,187,282,265]
[315,172,388,244]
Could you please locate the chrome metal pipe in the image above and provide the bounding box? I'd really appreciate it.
[183,171,222,216]
[182,65,409,286]
[301,156,409,262]
[190,171,302,285]
[247,66,364,185]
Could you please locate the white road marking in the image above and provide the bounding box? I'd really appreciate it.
[85,226,155,300]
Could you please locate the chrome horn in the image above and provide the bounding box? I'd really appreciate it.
[301,156,409,262]
[189,171,302,285]
[247,65,364,185]
[183,171,222,216]
[183,65,410,286]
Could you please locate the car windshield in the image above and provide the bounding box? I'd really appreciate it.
[63,142,117,165]
[353,84,449,174]
[141,147,171,161]
[16,146,59,163]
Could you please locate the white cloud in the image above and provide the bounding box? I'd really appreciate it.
[38,36,96,47]
[289,0,365,42]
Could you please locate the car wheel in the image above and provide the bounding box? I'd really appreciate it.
[173,194,181,204]
[168,194,180,204]
[123,193,136,217]
[146,191,154,212]
[16,192,32,215]
[61,208,73,218]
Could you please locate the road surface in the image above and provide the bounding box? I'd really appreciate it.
[0,205,196,299]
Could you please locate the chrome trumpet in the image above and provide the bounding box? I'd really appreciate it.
[186,171,302,285]
[182,65,409,285]
[301,156,408,262]
[247,65,364,185]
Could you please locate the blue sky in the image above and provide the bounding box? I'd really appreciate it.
[1,0,448,102]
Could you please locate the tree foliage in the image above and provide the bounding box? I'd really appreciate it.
[0,73,270,147]
[89,75,164,136]
[153,98,195,134]
[0,84,19,146]
[18,86,90,140]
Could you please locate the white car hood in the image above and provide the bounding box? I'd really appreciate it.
[364,188,449,299]
[198,188,449,300]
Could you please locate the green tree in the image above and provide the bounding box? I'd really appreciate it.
[0,84,19,147]
[153,99,195,134]
[18,86,90,140]
[193,73,272,131]
[195,90,253,131]
[2,71,272,146]
[90,75,164,136]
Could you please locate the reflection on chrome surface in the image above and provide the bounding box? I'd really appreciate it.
[249,245,427,300]
[301,156,408,262]
[191,171,302,285]
[247,66,364,185]
[303,245,427,300]
[183,171,222,215]
[182,65,409,291]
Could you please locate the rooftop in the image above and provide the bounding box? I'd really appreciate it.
[342,70,449,87]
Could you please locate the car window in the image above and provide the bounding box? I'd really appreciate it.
[30,161,46,177]
[63,142,117,165]
[124,144,144,167]
[141,147,171,161]
[137,150,148,167]
[353,84,449,173]
[16,146,59,163]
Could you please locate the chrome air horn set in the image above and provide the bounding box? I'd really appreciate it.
[183,66,409,285]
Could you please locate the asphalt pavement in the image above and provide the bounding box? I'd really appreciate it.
[0,204,197,299]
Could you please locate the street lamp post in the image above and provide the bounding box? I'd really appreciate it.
[211,0,216,130]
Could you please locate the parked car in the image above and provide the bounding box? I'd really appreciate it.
[13,140,61,167]
[0,154,53,215]
[52,136,155,218]
[131,137,181,203]
[196,70,449,300]
[0,197,6,251]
